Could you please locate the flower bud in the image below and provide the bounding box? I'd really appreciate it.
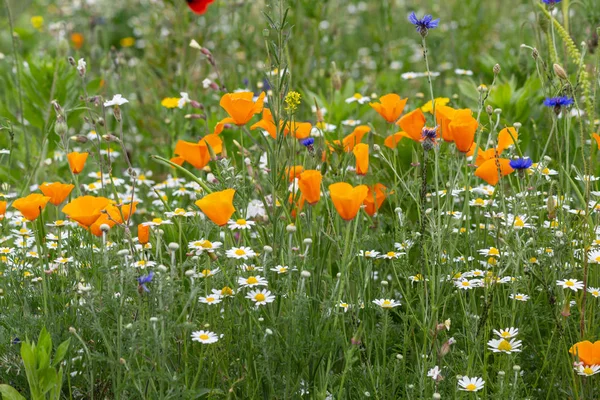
[493,63,501,75]
[168,242,180,251]
[553,63,568,80]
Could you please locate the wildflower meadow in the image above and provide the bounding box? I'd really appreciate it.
[1,0,600,398]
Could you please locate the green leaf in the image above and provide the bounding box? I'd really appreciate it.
[51,338,70,367]
[0,385,27,400]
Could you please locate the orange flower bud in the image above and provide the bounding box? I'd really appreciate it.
[352,143,369,175]
[138,223,150,244]
[297,170,322,205]
[67,152,89,174]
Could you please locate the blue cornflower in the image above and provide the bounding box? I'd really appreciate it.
[543,96,573,108]
[408,12,440,36]
[421,126,438,140]
[509,157,533,170]
[541,0,562,4]
[137,271,154,293]
[300,138,314,147]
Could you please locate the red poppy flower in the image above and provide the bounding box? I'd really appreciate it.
[186,0,215,15]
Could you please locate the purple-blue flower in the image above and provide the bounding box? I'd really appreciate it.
[137,271,154,293]
[541,0,562,4]
[300,138,314,147]
[421,126,438,140]
[408,12,440,36]
[509,157,533,170]
[543,96,573,108]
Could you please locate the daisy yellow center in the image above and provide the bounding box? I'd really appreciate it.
[545,248,552,253]
[488,257,497,265]
[56,220,65,225]
[236,219,247,226]
[247,276,258,284]
[414,274,423,281]
[595,257,600,263]
[516,295,523,299]
[593,291,599,296]
[565,281,574,287]
[139,174,146,180]
[353,93,362,99]
[152,218,163,224]
[206,297,215,302]
[583,367,594,375]
[201,241,213,249]
[255,293,266,302]
[542,168,550,174]
[235,249,246,256]
[489,247,499,256]
[341,303,348,308]
[0,249,9,254]
[465,383,477,391]
[201,269,211,276]
[138,260,147,265]
[514,217,524,227]
[460,227,467,233]
[221,287,233,295]
[20,228,28,233]
[454,273,462,279]
[461,281,470,287]
[174,208,185,214]
[317,121,326,129]
[89,183,97,189]
[498,340,512,352]
[387,252,396,257]
[475,198,484,205]
[382,300,392,306]
[199,334,209,341]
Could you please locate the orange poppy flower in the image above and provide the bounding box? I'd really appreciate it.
[474,157,514,186]
[214,91,266,134]
[435,105,457,142]
[369,94,408,123]
[12,194,51,221]
[138,223,150,244]
[363,184,387,216]
[89,202,138,236]
[39,182,75,206]
[0,200,6,218]
[250,108,277,139]
[396,109,426,142]
[497,127,519,153]
[448,109,478,152]
[286,165,304,182]
[62,196,111,227]
[71,32,84,49]
[67,152,89,174]
[329,182,369,221]
[283,121,312,140]
[174,134,223,169]
[297,170,322,205]
[353,143,369,175]
[195,189,236,226]
[384,132,404,149]
[592,133,600,149]
[570,341,600,366]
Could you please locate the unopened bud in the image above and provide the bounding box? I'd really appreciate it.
[486,105,493,115]
[493,63,501,75]
[100,224,111,232]
[553,63,568,80]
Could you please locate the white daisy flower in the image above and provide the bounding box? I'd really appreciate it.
[557,279,584,292]
[372,299,401,309]
[226,246,256,260]
[191,330,219,344]
[238,275,268,288]
[487,338,522,353]
[246,289,275,306]
[457,376,485,392]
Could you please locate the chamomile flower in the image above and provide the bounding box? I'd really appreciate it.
[54,256,73,264]
[345,93,370,104]
[493,327,519,338]
[510,293,530,302]
[188,239,222,253]
[143,218,173,227]
[198,267,220,278]
[238,275,268,288]
[191,330,219,344]
[557,279,584,292]
[478,247,501,257]
[588,287,600,297]
[199,294,222,305]
[226,246,256,260]
[488,338,522,353]
[227,219,256,230]
[339,302,351,312]
[132,260,156,269]
[372,299,401,309]
[165,208,196,218]
[358,250,380,258]
[455,279,482,290]
[575,364,600,376]
[271,265,294,274]
[458,376,485,392]
[213,286,235,297]
[379,251,404,259]
[246,289,275,306]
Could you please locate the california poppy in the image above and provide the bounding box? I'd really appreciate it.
[474,157,514,186]
[286,165,304,182]
[283,121,312,140]
[62,196,111,227]
[369,94,408,123]
[12,194,51,221]
[195,189,236,226]
[448,109,478,152]
[39,182,75,206]
[353,143,369,175]
[329,182,369,221]
[396,109,427,142]
[497,127,519,153]
[593,133,600,149]
[297,170,322,205]
[138,223,150,244]
[214,92,266,134]
[250,108,277,139]
[363,183,387,216]
[569,341,600,366]
[435,105,457,142]
[89,202,138,236]
[173,134,223,169]
[71,32,84,50]
[384,132,404,149]
[186,0,216,14]
[0,200,6,218]
[67,152,89,174]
